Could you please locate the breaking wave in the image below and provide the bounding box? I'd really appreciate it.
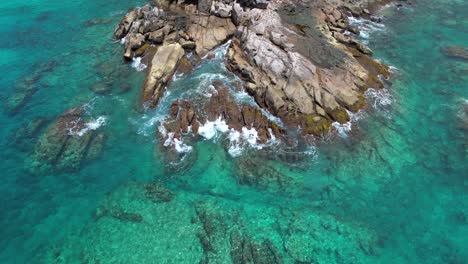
[131,57,147,71]
[348,16,386,44]
[68,116,107,137]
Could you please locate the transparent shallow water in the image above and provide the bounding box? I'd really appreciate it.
[0,0,467,263]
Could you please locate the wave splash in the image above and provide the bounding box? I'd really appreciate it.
[68,116,107,137]
[131,57,147,71]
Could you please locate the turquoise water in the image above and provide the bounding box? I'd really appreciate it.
[0,0,467,263]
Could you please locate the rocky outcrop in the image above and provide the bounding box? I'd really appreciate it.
[226,2,389,137]
[28,106,106,174]
[142,43,185,106]
[158,86,286,145]
[186,14,236,56]
[114,3,236,107]
[114,3,236,60]
[113,0,392,154]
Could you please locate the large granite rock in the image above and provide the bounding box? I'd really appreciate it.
[226,2,389,136]
[186,15,236,56]
[142,43,185,106]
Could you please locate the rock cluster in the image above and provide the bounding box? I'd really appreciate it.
[226,1,390,138]
[114,0,392,153]
[158,86,286,144]
[114,2,236,60]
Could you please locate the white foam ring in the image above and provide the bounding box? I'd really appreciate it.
[68,116,107,137]
[131,57,147,72]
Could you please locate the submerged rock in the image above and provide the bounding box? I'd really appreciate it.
[143,182,175,203]
[8,117,49,151]
[441,46,468,61]
[90,81,112,94]
[230,229,283,264]
[233,153,297,191]
[27,106,106,174]
[6,60,57,114]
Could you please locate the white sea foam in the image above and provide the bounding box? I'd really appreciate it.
[202,40,231,60]
[348,16,386,44]
[226,126,280,157]
[158,124,167,137]
[68,116,107,137]
[303,145,317,157]
[82,97,98,115]
[195,73,228,96]
[365,88,394,109]
[332,121,352,138]
[131,57,147,71]
[120,37,127,45]
[241,127,259,146]
[172,72,184,82]
[329,110,366,138]
[227,129,243,157]
[163,132,192,153]
[198,117,229,140]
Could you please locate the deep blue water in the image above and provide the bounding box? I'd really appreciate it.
[0,0,467,263]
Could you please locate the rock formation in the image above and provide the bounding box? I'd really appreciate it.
[27,106,106,174]
[142,43,185,106]
[113,0,392,154]
[158,85,286,144]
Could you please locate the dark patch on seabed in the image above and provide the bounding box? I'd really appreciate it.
[0,0,467,263]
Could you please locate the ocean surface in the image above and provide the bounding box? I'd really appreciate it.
[0,0,467,263]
